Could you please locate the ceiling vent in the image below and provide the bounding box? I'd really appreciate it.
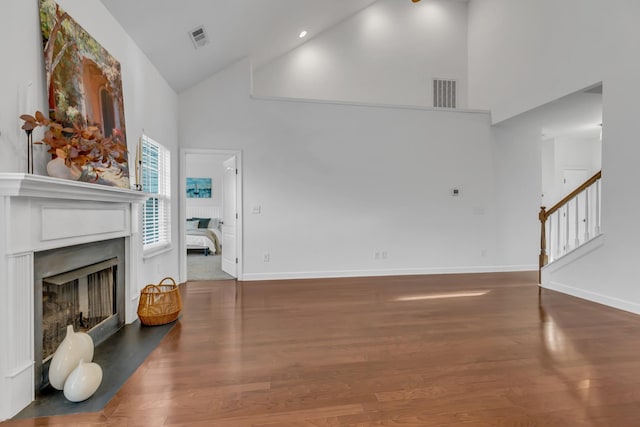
[189,26,210,49]
[433,78,457,109]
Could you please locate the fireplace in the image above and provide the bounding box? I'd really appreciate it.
[0,174,148,420]
[34,238,126,391]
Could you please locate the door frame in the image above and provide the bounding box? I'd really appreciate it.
[179,148,243,283]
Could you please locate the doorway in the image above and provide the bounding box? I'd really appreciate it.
[179,149,243,283]
[539,84,602,208]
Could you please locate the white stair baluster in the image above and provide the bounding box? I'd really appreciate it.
[595,179,601,235]
[540,172,601,270]
[556,212,561,259]
[575,195,580,248]
[548,216,553,262]
[584,188,590,241]
[565,204,570,253]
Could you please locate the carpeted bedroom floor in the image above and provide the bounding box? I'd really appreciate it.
[187,253,235,281]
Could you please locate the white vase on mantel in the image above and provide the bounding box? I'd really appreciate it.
[46,158,81,181]
[48,325,94,390]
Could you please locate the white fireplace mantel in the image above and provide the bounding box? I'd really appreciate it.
[0,173,149,420]
[0,173,149,203]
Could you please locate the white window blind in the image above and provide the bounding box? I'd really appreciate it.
[141,134,171,250]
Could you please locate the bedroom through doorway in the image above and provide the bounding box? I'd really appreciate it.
[180,149,243,282]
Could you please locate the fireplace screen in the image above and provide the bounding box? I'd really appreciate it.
[42,258,117,361]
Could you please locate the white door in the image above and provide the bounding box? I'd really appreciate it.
[221,156,237,277]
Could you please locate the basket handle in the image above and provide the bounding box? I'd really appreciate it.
[140,284,162,294]
[159,277,177,287]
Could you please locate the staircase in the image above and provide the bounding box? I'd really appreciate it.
[538,171,602,282]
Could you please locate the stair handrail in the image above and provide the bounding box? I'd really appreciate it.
[538,170,601,282]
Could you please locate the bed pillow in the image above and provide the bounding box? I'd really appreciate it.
[186,219,199,230]
[210,218,221,229]
[191,217,211,229]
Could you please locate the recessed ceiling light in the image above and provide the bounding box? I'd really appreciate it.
[299,30,307,38]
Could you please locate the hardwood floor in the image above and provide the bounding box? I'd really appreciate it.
[4,271,640,426]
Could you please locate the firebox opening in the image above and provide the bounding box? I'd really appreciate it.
[34,238,126,393]
[42,258,118,361]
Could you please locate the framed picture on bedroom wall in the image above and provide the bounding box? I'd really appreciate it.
[186,177,212,198]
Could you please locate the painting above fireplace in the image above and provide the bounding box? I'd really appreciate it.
[38,0,130,188]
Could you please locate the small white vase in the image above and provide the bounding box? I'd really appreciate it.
[76,332,95,363]
[48,325,94,390]
[46,157,82,180]
[63,359,103,402]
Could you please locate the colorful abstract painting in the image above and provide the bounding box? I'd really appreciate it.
[39,0,130,188]
[186,178,212,198]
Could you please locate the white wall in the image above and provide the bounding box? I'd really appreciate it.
[0,1,48,174]
[254,0,469,108]
[542,135,602,207]
[0,0,180,285]
[541,138,555,208]
[469,0,640,312]
[491,118,542,267]
[179,59,537,280]
[467,0,608,123]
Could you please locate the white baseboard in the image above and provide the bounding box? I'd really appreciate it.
[544,280,640,315]
[240,264,537,282]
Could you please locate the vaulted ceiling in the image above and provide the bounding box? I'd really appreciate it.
[100,0,377,92]
[100,0,601,138]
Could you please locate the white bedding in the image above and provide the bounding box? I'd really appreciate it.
[186,228,221,255]
[185,206,223,255]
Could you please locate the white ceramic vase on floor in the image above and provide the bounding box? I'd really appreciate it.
[48,325,94,390]
[63,359,103,402]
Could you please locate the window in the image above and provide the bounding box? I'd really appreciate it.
[141,134,171,252]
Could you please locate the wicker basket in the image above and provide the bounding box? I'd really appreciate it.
[137,277,183,326]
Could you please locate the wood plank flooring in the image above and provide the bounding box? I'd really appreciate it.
[5,271,640,426]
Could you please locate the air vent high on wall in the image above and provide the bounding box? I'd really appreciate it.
[433,78,457,109]
[189,25,210,49]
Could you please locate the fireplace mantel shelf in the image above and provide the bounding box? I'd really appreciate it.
[0,173,149,203]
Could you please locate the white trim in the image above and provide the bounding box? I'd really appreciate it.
[250,94,491,115]
[6,361,34,379]
[538,234,632,313]
[541,233,605,278]
[241,264,537,282]
[545,280,640,315]
[0,173,148,203]
[179,148,243,283]
[142,243,173,260]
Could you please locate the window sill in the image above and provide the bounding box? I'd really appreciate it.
[143,243,172,261]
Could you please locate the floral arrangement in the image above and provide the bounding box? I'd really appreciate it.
[20,111,127,181]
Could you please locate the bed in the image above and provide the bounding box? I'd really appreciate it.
[186,206,222,255]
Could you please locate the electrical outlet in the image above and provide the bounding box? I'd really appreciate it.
[381,251,388,259]
[375,252,380,260]
[263,253,270,262]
